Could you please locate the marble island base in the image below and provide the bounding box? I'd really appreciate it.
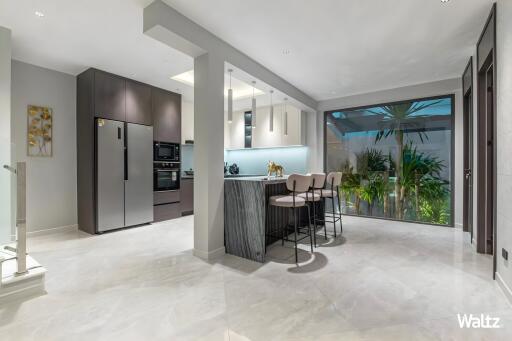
[224,176,322,263]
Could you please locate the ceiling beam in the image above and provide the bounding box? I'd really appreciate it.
[143,0,318,111]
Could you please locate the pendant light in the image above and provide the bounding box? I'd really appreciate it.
[227,69,233,123]
[283,97,288,136]
[251,81,257,128]
[269,90,274,132]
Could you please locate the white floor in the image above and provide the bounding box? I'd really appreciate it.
[0,216,511,340]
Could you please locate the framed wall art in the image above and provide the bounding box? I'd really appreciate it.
[27,105,53,157]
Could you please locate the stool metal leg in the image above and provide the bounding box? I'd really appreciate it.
[312,200,317,247]
[331,196,337,238]
[282,208,285,246]
[337,188,343,234]
[307,205,314,253]
[293,206,298,263]
[324,200,328,240]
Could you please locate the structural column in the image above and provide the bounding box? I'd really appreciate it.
[0,26,12,245]
[193,53,225,259]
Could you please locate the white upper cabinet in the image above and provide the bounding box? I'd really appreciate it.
[225,103,306,149]
[181,101,194,144]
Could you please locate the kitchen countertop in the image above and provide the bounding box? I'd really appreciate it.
[224,175,288,183]
[180,175,289,182]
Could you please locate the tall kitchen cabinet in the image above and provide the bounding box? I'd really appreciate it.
[152,87,181,143]
[77,68,182,234]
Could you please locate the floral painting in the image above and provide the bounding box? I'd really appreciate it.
[27,105,52,157]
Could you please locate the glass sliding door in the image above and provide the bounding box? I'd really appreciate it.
[325,95,454,226]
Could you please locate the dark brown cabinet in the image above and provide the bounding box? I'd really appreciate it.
[180,178,193,215]
[77,67,183,234]
[126,80,152,125]
[154,203,181,222]
[94,71,126,121]
[152,87,181,143]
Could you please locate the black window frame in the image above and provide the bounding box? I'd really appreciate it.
[323,93,456,227]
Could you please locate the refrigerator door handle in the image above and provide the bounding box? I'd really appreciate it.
[124,148,128,181]
[124,124,128,181]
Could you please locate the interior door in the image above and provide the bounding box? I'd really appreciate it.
[463,91,473,236]
[485,65,494,254]
[96,119,125,232]
[462,58,474,238]
[476,4,496,268]
[125,123,154,226]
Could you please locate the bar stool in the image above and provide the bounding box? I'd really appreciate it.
[298,173,326,247]
[269,174,314,263]
[319,172,343,238]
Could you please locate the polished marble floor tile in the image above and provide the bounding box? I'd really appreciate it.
[0,215,510,340]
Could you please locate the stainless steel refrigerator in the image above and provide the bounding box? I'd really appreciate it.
[96,119,153,232]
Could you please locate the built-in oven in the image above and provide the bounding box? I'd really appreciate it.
[154,142,180,162]
[154,162,180,191]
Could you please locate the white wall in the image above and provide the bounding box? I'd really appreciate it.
[317,78,463,227]
[496,0,512,299]
[0,26,12,244]
[11,60,77,233]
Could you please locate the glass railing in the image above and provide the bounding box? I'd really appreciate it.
[0,139,16,245]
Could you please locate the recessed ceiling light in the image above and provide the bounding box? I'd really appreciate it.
[34,11,45,17]
[441,0,450,3]
[282,49,291,55]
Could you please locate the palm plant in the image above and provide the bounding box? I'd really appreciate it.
[372,100,441,219]
[356,148,388,176]
[401,143,446,220]
[340,171,363,215]
[360,173,387,216]
[418,177,450,224]
[374,172,392,217]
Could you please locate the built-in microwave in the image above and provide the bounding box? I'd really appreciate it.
[154,162,180,191]
[154,142,180,162]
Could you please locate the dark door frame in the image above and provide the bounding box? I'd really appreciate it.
[462,57,474,239]
[476,3,497,278]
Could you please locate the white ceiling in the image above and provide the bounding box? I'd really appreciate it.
[0,0,494,105]
[163,0,494,100]
[0,0,195,99]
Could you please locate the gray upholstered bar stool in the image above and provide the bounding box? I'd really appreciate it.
[269,174,314,263]
[320,172,343,238]
[298,173,326,247]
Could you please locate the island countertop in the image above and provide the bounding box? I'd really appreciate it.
[224,175,288,183]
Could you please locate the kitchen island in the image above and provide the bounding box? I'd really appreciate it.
[224,176,322,263]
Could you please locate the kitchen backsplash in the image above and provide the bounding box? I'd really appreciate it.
[182,145,309,175]
[224,146,308,175]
